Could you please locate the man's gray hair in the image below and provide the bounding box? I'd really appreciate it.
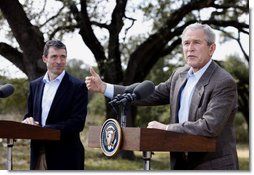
[182,23,216,45]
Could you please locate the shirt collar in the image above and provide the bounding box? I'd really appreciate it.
[43,70,65,83]
[188,59,212,80]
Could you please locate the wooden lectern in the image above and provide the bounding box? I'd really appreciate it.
[88,126,216,170]
[0,120,60,170]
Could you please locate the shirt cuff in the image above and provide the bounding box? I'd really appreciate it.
[104,83,114,99]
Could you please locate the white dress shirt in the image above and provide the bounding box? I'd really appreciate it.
[41,71,65,126]
[178,59,212,123]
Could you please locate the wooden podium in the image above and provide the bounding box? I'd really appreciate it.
[0,120,60,170]
[88,126,216,170]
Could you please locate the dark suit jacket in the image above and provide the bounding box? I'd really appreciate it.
[24,72,88,170]
[114,61,239,170]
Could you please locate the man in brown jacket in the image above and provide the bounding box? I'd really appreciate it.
[85,23,239,170]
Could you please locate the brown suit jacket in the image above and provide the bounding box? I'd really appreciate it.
[114,60,239,170]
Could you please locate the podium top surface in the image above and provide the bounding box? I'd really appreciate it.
[88,126,216,152]
[0,120,60,140]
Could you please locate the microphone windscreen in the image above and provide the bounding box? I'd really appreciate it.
[0,84,15,98]
[133,80,155,100]
[124,83,140,93]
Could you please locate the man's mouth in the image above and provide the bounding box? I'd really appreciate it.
[187,55,196,59]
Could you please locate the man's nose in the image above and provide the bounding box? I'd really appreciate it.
[56,57,62,63]
[187,43,195,51]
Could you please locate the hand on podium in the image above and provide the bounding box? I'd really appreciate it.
[147,121,168,131]
[22,117,39,126]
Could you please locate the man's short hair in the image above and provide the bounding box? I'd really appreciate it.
[182,23,216,45]
[43,40,67,56]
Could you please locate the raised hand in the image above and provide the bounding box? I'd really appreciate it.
[85,67,106,93]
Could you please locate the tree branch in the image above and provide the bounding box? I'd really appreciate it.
[215,28,249,62]
[49,24,79,40]
[125,0,248,83]
[122,15,136,42]
[0,42,25,74]
[90,21,109,30]
[39,5,65,28]
[77,0,107,75]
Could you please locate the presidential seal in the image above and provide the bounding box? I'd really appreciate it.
[100,118,122,157]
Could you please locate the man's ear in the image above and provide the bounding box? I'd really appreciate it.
[209,43,216,57]
[42,56,47,63]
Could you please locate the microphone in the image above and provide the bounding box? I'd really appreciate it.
[0,84,15,98]
[109,83,140,105]
[132,80,155,100]
[109,80,155,106]
[124,83,140,93]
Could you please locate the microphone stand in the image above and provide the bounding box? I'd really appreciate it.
[143,151,153,170]
[119,101,127,127]
[6,138,14,170]
[117,99,152,170]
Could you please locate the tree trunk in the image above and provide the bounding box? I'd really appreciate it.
[0,0,45,80]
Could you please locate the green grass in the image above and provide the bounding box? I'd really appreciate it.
[85,149,170,170]
[84,147,249,170]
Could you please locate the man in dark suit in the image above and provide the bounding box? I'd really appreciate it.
[85,23,239,170]
[22,40,88,170]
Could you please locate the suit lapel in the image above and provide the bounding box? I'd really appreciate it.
[188,61,217,121]
[47,73,69,119]
[172,71,188,123]
[37,79,45,125]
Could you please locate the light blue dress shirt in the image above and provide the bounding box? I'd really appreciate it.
[41,71,65,126]
[104,83,114,99]
[178,59,212,123]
